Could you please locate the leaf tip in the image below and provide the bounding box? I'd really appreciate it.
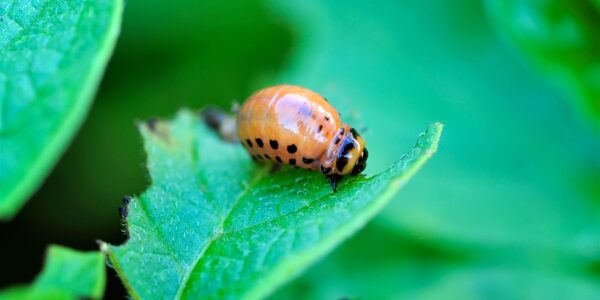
[428,122,444,137]
[411,122,443,156]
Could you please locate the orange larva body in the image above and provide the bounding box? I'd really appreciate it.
[237,85,340,170]
[237,85,368,191]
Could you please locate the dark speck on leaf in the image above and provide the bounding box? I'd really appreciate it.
[119,206,128,218]
[122,196,132,205]
[146,118,157,130]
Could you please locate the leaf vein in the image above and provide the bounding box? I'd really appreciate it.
[136,195,185,271]
[173,166,270,299]
[222,191,332,236]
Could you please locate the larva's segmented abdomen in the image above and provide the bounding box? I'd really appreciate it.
[237,85,342,170]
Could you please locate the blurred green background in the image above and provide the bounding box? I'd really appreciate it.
[1,0,600,298]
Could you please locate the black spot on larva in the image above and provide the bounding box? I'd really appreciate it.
[287,144,297,154]
[318,125,323,132]
[269,140,278,149]
[321,166,332,174]
[246,139,253,148]
[324,97,329,102]
[302,157,314,164]
[336,156,349,171]
[275,156,282,163]
[325,116,330,121]
[264,154,271,160]
[350,128,360,138]
[255,138,264,148]
[256,154,263,160]
[341,142,355,156]
[289,158,296,166]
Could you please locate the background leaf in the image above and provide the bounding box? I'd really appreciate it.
[0,245,106,300]
[103,110,441,299]
[269,0,600,259]
[265,0,600,297]
[0,0,123,218]
[0,0,292,292]
[272,223,600,300]
[2,0,600,298]
[485,0,600,130]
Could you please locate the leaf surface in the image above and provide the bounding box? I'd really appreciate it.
[103,110,442,299]
[0,0,123,218]
[485,0,600,129]
[0,245,106,300]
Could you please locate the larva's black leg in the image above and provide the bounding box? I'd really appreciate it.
[201,107,238,142]
[201,107,225,131]
[269,163,283,174]
[119,196,132,219]
[326,174,342,193]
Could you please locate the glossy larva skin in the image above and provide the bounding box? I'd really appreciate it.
[238,84,338,169]
[237,85,368,188]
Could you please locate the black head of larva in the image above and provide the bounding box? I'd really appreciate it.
[332,127,368,176]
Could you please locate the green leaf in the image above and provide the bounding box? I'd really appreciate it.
[268,0,600,260]
[102,110,442,299]
[272,223,600,300]
[262,0,600,297]
[0,0,123,219]
[0,245,106,300]
[485,0,600,129]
